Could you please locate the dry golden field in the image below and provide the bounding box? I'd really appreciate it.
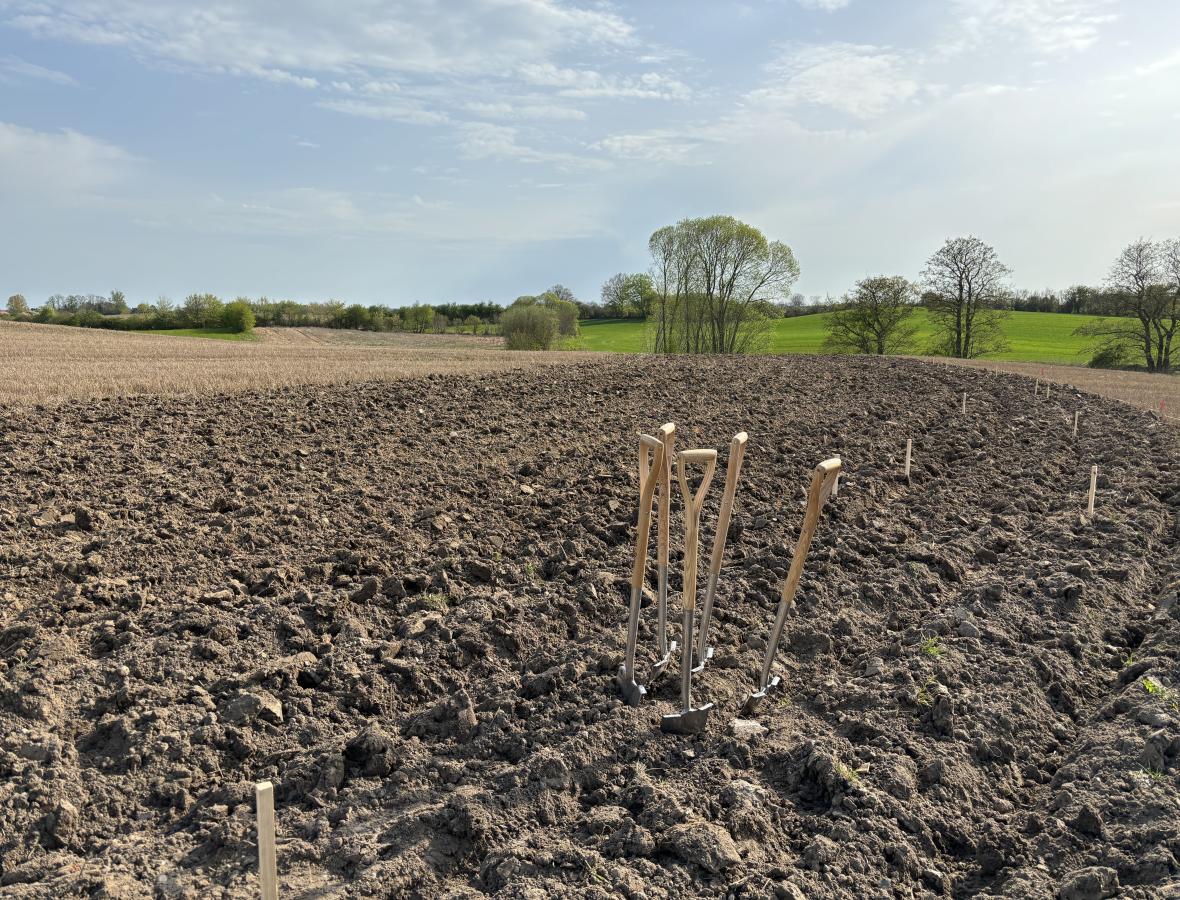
[0,322,598,406]
[925,356,1180,420]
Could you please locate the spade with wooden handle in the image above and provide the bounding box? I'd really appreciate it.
[693,431,748,673]
[651,422,678,680]
[745,456,841,713]
[617,429,669,706]
[661,448,718,734]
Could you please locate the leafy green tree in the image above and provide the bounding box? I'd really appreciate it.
[6,294,29,318]
[341,304,372,330]
[648,215,799,354]
[601,273,655,318]
[502,304,558,350]
[824,276,919,355]
[464,314,481,334]
[403,303,434,333]
[110,290,129,314]
[922,236,1011,358]
[222,300,256,333]
[182,293,225,329]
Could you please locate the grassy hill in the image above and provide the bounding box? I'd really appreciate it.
[579,309,1104,365]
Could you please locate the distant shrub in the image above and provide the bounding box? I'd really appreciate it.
[222,300,255,334]
[502,304,558,350]
[1088,344,1130,369]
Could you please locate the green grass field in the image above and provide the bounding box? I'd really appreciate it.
[151,328,258,342]
[578,310,1103,365]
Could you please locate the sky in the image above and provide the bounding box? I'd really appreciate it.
[1,0,1179,308]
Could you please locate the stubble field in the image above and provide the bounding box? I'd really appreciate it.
[0,322,592,406]
[1,345,1179,898]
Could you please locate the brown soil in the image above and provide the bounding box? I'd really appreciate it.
[1,356,1178,899]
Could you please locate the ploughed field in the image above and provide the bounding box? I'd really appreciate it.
[1,356,1179,899]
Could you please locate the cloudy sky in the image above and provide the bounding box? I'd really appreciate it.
[1,0,1178,307]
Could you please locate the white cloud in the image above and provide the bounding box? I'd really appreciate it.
[0,121,134,200]
[796,0,851,10]
[1135,49,1180,77]
[467,102,586,121]
[2,0,636,79]
[596,131,704,163]
[750,43,921,118]
[455,122,606,170]
[518,63,692,100]
[0,53,77,85]
[952,0,1118,55]
[316,98,450,126]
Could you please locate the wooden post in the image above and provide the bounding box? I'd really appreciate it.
[904,438,912,479]
[1034,378,1040,398]
[1072,410,1079,438]
[961,392,967,415]
[1046,383,1050,400]
[1087,465,1097,518]
[256,781,278,900]
[831,471,840,498]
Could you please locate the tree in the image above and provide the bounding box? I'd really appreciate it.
[823,276,919,355]
[222,300,256,333]
[546,284,576,305]
[6,294,29,318]
[1076,238,1180,372]
[110,290,128,315]
[648,215,799,354]
[921,236,1011,358]
[601,273,655,318]
[502,304,558,350]
[403,304,434,333]
[463,314,482,334]
[512,292,579,337]
[182,293,224,329]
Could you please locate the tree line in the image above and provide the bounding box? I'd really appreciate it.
[822,235,1180,371]
[3,293,513,336]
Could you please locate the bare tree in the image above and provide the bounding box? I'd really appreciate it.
[1076,238,1180,372]
[648,215,799,354]
[824,276,919,355]
[921,236,1011,358]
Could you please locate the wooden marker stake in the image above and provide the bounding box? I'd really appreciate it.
[1046,383,1051,400]
[1087,465,1097,519]
[1072,411,1079,438]
[961,392,967,415]
[904,438,912,480]
[256,781,279,900]
[1034,378,1040,398]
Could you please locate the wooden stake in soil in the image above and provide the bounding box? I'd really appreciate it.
[1034,378,1040,398]
[1072,410,1079,438]
[256,781,279,900]
[904,438,912,480]
[961,392,967,415]
[1087,465,1098,518]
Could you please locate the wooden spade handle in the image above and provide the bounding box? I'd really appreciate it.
[676,449,718,611]
[637,433,661,494]
[778,456,841,612]
[658,423,676,567]
[708,432,748,576]
[632,435,666,590]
